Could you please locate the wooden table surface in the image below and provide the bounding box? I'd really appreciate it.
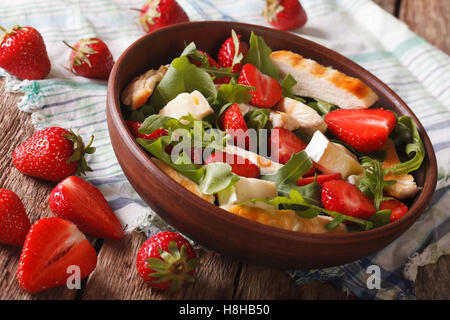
[1,0,449,300]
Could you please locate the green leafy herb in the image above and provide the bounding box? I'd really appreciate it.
[391,116,425,175]
[246,189,373,230]
[136,137,205,184]
[243,31,279,80]
[368,209,392,228]
[215,79,254,105]
[358,157,396,210]
[150,56,217,110]
[307,98,337,117]
[199,162,240,195]
[245,107,270,130]
[261,151,321,206]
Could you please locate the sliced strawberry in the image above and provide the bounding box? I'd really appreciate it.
[217,34,248,74]
[219,103,251,149]
[269,127,307,164]
[0,189,31,246]
[49,176,124,240]
[321,180,376,219]
[380,199,408,222]
[297,173,342,186]
[238,63,282,108]
[126,121,168,140]
[324,108,397,153]
[205,151,260,178]
[16,217,97,294]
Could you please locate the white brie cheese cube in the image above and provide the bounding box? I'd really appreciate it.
[158,90,214,122]
[305,131,363,178]
[274,97,327,135]
[218,177,277,210]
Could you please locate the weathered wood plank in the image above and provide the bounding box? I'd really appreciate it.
[373,0,397,15]
[81,232,240,299]
[400,0,450,54]
[0,80,77,300]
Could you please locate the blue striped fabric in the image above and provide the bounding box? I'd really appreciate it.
[1,0,449,300]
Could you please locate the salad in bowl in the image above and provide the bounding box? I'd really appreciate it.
[119,30,426,235]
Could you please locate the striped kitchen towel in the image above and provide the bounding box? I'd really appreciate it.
[1,0,449,300]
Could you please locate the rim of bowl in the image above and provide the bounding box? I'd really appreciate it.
[107,21,438,243]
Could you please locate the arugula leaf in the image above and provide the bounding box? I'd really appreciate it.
[199,162,240,195]
[247,189,373,230]
[280,74,306,103]
[245,107,270,130]
[307,98,337,117]
[368,209,392,228]
[261,151,321,205]
[215,79,254,105]
[358,157,396,210]
[125,103,160,122]
[243,31,279,80]
[391,116,425,174]
[136,137,205,183]
[150,56,217,110]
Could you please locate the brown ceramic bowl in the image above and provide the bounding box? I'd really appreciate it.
[106,21,437,269]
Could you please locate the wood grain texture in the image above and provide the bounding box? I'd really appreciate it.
[400,0,450,54]
[373,0,397,15]
[0,79,76,300]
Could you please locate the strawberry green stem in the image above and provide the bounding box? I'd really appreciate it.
[0,26,6,33]
[62,40,78,52]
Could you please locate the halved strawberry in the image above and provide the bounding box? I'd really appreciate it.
[205,151,260,178]
[321,180,375,219]
[126,121,168,140]
[297,173,342,186]
[217,33,248,74]
[269,127,308,164]
[380,199,408,222]
[219,103,251,149]
[16,217,97,294]
[49,176,124,240]
[324,108,397,153]
[238,63,282,108]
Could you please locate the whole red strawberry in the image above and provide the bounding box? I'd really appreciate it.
[136,231,198,291]
[0,189,31,246]
[12,127,95,182]
[238,63,283,108]
[324,108,397,153]
[264,0,308,31]
[138,0,189,33]
[322,180,376,220]
[0,25,51,80]
[64,38,114,80]
[16,217,97,294]
[49,176,124,240]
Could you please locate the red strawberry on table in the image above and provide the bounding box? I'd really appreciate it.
[137,0,189,34]
[380,199,408,222]
[264,0,308,31]
[49,176,124,240]
[136,231,199,291]
[297,173,342,187]
[16,217,97,294]
[238,63,282,108]
[126,121,168,140]
[321,179,376,220]
[0,25,51,80]
[324,108,397,153]
[205,151,261,178]
[217,32,249,74]
[269,127,309,165]
[64,38,114,80]
[0,189,31,246]
[12,127,95,182]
